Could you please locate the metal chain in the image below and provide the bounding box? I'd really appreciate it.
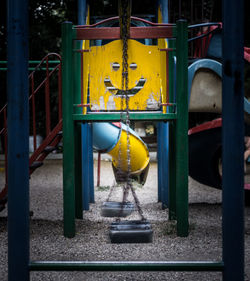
[116,0,129,184]
[130,183,145,220]
[106,1,145,220]
[106,181,116,202]
[105,0,129,201]
[121,0,131,180]
[120,0,145,220]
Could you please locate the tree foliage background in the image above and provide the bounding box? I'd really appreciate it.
[1,0,249,63]
[0,0,249,108]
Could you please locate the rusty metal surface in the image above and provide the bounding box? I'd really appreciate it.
[76,26,174,40]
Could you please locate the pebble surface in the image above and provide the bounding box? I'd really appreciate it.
[0,156,249,280]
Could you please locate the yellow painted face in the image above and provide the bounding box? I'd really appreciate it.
[87,39,165,111]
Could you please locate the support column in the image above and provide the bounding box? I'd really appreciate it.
[7,0,30,280]
[161,122,169,209]
[168,39,177,220]
[222,0,245,280]
[175,20,189,237]
[74,40,83,219]
[157,122,162,202]
[81,123,90,210]
[77,0,94,208]
[75,122,83,219]
[89,124,95,203]
[168,121,176,220]
[78,0,87,25]
[62,22,75,238]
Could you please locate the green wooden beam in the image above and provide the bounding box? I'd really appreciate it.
[29,260,224,272]
[73,113,177,122]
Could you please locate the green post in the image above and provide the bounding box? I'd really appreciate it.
[75,123,83,219]
[62,22,76,238]
[175,20,189,236]
[169,121,176,220]
[74,41,83,219]
[168,40,177,220]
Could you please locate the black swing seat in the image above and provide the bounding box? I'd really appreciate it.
[109,220,153,243]
[101,201,134,217]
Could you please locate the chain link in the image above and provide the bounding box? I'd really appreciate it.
[106,1,145,220]
[120,0,145,220]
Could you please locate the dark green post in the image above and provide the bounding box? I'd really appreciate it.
[74,41,83,219]
[168,40,177,220]
[175,20,189,236]
[169,120,176,220]
[62,22,76,238]
[75,123,83,219]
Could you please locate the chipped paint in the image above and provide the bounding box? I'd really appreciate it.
[84,39,166,111]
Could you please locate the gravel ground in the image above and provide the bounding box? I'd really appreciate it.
[0,155,250,281]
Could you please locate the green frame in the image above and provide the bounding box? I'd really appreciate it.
[62,19,188,238]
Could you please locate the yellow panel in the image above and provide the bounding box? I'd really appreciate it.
[87,39,166,111]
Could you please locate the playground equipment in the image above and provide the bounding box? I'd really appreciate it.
[109,220,153,243]
[5,0,245,280]
[93,121,149,222]
[92,122,149,184]
[101,201,134,217]
[61,0,189,240]
[186,23,250,204]
[0,54,62,212]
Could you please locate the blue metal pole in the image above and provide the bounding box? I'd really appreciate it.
[222,0,244,280]
[74,0,87,219]
[157,122,169,208]
[157,0,169,209]
[159,0,169,23]
[78,0,87,25]
[78,0,94,209]
[157,123,163,202]
[74,1,86,218]
[161,122,169,209]
[88,124,95,203]
[7,0,30,280]
[81,123,90,211]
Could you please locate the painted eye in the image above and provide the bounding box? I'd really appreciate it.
[112,62,120,71]
[130,63,137,70]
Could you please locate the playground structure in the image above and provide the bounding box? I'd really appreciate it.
[2,1,250,216]
[61,6,189,237]
[186,22,250,203]
[3,0,246,280]
[92,122,150,184]
[0,54,63,211]
[2,19,250,212]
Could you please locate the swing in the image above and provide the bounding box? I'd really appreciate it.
[101,201,134,217]
[102,0,153,243]
[109,220,153,243]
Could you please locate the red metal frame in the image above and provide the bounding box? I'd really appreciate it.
[188,118,222,135]
[75,16,174,28]
[75,15,175,40]
[76,26,174,40]
[0,53,63,207]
